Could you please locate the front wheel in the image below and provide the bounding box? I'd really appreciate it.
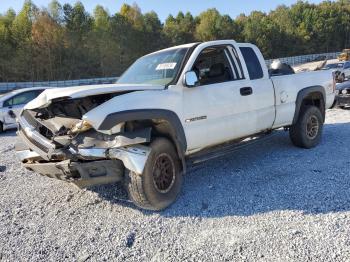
[124,138,183,211]
[289,106,323,149]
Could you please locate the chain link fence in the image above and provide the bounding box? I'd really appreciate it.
[265,51,341,67]
[0,77,118,94]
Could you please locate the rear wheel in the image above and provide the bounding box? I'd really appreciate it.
[124,138,183,211]
[289,106,323,149]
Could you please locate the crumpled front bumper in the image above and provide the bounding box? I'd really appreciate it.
[16,113,152,188]
[16,141,125,188]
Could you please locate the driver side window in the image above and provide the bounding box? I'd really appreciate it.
[192,46,235,86]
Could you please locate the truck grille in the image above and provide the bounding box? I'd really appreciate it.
[22,110,54,139]
[18,111,56,159]
[18,126,50,153]
[22,110,38,127]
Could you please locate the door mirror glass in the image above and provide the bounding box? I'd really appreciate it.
[184,71,199,87]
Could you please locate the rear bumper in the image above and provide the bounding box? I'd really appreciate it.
[17,147,124,188]
[336,94,350,106]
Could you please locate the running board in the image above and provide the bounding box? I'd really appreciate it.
[187,131,275,167]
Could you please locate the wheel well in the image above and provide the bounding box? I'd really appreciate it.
[301,92,325,121]
[124,119,186,172]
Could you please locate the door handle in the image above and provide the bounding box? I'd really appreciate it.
[240,87,253,96]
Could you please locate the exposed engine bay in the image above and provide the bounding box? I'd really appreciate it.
[16,91,155,187]
[30,93,122,138]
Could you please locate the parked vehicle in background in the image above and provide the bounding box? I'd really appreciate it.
[335,81,350,109]
[15,40,335,210]
[338,49,350,61]
[312,55,327,62]
[0,87,47,132]
[322,61,350,82]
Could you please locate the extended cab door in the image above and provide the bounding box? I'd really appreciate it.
[182,42,275,151]
[237,44,276,133]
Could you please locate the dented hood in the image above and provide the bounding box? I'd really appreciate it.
[25,83,165,109]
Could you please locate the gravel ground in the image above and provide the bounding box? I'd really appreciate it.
[0,108,350,261]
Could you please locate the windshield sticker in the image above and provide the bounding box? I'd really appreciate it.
[156,63,177,70]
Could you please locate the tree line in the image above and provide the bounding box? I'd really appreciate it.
[1,0,350,82]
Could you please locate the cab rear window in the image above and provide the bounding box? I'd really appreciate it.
[240,47,264,80]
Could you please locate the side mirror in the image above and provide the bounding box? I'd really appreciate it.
[184,71,199,88]
[8,110,16,119]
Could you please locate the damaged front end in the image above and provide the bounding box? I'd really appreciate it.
[16,94,152,188]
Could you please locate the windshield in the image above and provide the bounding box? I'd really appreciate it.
[323,63,343,70]
[117,48,188,85]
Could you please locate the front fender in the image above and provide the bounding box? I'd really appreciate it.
[98,109,187,153]
[83,89,187,152]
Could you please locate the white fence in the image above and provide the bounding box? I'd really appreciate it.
[0,77,118,93]
[0,51,342,93]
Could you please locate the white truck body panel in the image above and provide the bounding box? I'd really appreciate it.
[271,71,334,128]
[25,83,165,110]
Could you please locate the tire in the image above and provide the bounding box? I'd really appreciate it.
[124,138,183,211]
[0,122,3,133]
[289,106,323,149]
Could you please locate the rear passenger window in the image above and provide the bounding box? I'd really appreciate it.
[240,47,264,80]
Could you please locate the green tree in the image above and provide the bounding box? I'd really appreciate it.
[32,10,64,80]
[11,0,37,81]
[63,2,92,79]
[48,0,63,23]
[195,8,236,41]
[0,9,16,81]
[163,12,196,45]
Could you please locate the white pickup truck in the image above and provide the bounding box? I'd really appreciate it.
[16,40,335,210]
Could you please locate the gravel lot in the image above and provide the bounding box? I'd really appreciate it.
[0,108,350,261]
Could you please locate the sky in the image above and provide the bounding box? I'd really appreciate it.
[0,0,325,21]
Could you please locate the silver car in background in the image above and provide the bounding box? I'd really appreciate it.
[322,61,350,82]
[0,87,47,132]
